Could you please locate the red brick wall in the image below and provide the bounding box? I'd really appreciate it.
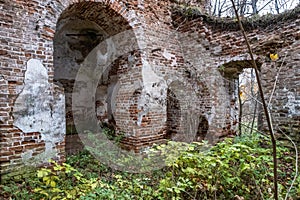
[1,0,299,177]
[173,7,300,138]
[0,0,143,177]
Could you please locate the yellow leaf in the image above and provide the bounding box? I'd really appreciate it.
[33,188,42,192]
[37,169,50,177]
[50,180,56,188]
[91,182,99,189]
[51,188,62,193]
[43,176,50,183]
[270,53,278,61]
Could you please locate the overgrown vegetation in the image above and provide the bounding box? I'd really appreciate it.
[0,133,299,199]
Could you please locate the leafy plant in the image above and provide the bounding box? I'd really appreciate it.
[1,133,298,200]
[33,160,100,200]
[155,133,297,199]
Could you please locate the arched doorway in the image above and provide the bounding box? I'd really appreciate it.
[53,2,135,154]
[218,60,261,135]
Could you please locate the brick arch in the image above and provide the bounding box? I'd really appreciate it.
[53,0,142,82]
[52,0,136,22]
[26,0,143,80]
[56,1,135,36]
[52,0,146,155]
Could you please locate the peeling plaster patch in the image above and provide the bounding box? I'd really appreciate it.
[128,53,135,65]
[212,45,222,56]
[171,59,177,67]
[0,116,3,125]
[205,106,216,125]
[138,0,145,9]
[162,49,177,66]
[21,150,33,161]
[137,59,167,126]
[219,54,257,67]
[134,79,143,89]
[96,39,113,66]
[142,60,164,92]
[284,91,300,117]
[162,49,173,60]
[127,10,141,27]
[13,59,65,164]
[0,75,8,124]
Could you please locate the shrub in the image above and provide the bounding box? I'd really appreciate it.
[155,134,297,199]
[33,160,100,200]
[1,133,298,200]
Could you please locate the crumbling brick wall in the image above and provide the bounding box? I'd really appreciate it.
[0,0,68,177]
[172,5,300,139]
[0,0,299,178]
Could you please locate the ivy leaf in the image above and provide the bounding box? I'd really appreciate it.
[51,188,62,193]
[37,169,50,178]
[50,180,56,188]
[34,188,49,197]
[43,176,50,183]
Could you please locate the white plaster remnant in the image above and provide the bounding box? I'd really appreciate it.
[13,59,65,164]
[21,150,33,161]
[137,0,144,9]
[212,45,222,56]
[162,49,177,66]
[0,75,8,124]
[95,85,108,117]
[205,106,216,125]
[284,91,300,117]
[96,39,113,67]
[137,59,167,126]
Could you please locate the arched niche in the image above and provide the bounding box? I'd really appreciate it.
[195,115,209,141]
[166,88,181,139]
